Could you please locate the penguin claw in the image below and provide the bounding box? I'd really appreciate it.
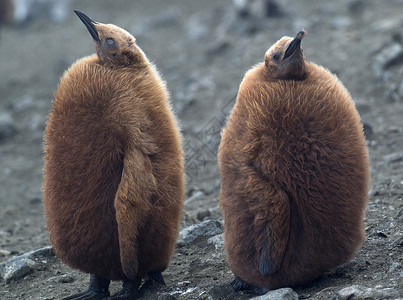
[107,278,141,299]
[231,277,250,292]
[230,277,270,295]
[63,274,110,300]
[107,290,137,300]
[146,272,166,285]
[62,289,110,300]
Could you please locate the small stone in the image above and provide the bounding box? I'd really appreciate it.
[394,207,403,220]
[348,0,366,14]
[376,231,388,238]
[331,16,351,29]
[0,257,35,282]
[388,261,401,273]
[337,285,399,300]
[197,210,211,221]
[207,234,224,251]
[177,219,223,247]
[57,274,75,283]
[391,236,403,248]
[0,249,11,257]
[184,191,205,205]
[8,94,34,113]
[384,152,403,163]
[0,246,54,282]
[30,197,42,205]
[208,284,244,300]
[26,246,54,259]
[0,112,17,141]
[362,123,373,140]
[250,288,298,300]
[372,43,403,77]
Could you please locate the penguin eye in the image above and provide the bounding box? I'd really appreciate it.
[272,53,281,62]
[106,38,115,45]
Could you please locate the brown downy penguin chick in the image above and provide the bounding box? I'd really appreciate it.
[218,30,370,293]
[43,10,185,299]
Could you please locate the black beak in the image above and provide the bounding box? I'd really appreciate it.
[283,29,306,60]
[74,10,100,42]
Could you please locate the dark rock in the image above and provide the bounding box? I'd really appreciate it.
[177,220,223,247]
[57,274,75,283]
[264,0,283,18]
[363,123,374,140]
[29,197,42,205]
[208,284,246,300]
[376,231,388,238]
[0,112,17,141]
[383,152,403,164]
[197,210,212,221]
[372,43,403,77]
[348,0,366,15]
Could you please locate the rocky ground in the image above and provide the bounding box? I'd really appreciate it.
[0,0,402,299]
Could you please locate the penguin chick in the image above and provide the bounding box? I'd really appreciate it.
[218,29,370,293]
[43,10,185,299]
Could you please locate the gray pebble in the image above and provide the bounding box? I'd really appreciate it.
[372,43,403,77]
[383,152,403,164]
[250,288,298,300]
[57,274,75,283]
[0,246,54,282]
[0,257,35,282]
[207,234,224,251]
[197,210,211,221]
[337,285,400,300]
[177,219,223,247]
[9,94,35,113]
[26,246,54,260]
[184,190,205,205]
[0,112,17,141]
[388,261,401,273]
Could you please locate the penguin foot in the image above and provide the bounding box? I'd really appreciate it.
[231,277,250,292]
[146,272,166,285]
[108,278,141,299]
[231,277,270,295]
[63,274,110,300]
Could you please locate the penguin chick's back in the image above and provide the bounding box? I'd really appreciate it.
[219,61,369,289]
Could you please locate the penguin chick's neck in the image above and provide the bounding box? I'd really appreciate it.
[264,31,307,80]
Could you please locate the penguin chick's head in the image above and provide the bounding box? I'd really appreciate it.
[74,10,141,66]
[264,29,307,80]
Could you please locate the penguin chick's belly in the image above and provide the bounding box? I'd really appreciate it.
[44,119,126,279]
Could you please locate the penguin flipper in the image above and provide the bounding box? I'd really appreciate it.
[114,148,156,279]
[258,188,290,276]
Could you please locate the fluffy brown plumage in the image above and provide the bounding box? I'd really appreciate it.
[218,30,370,292]
[43,11,184,299]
